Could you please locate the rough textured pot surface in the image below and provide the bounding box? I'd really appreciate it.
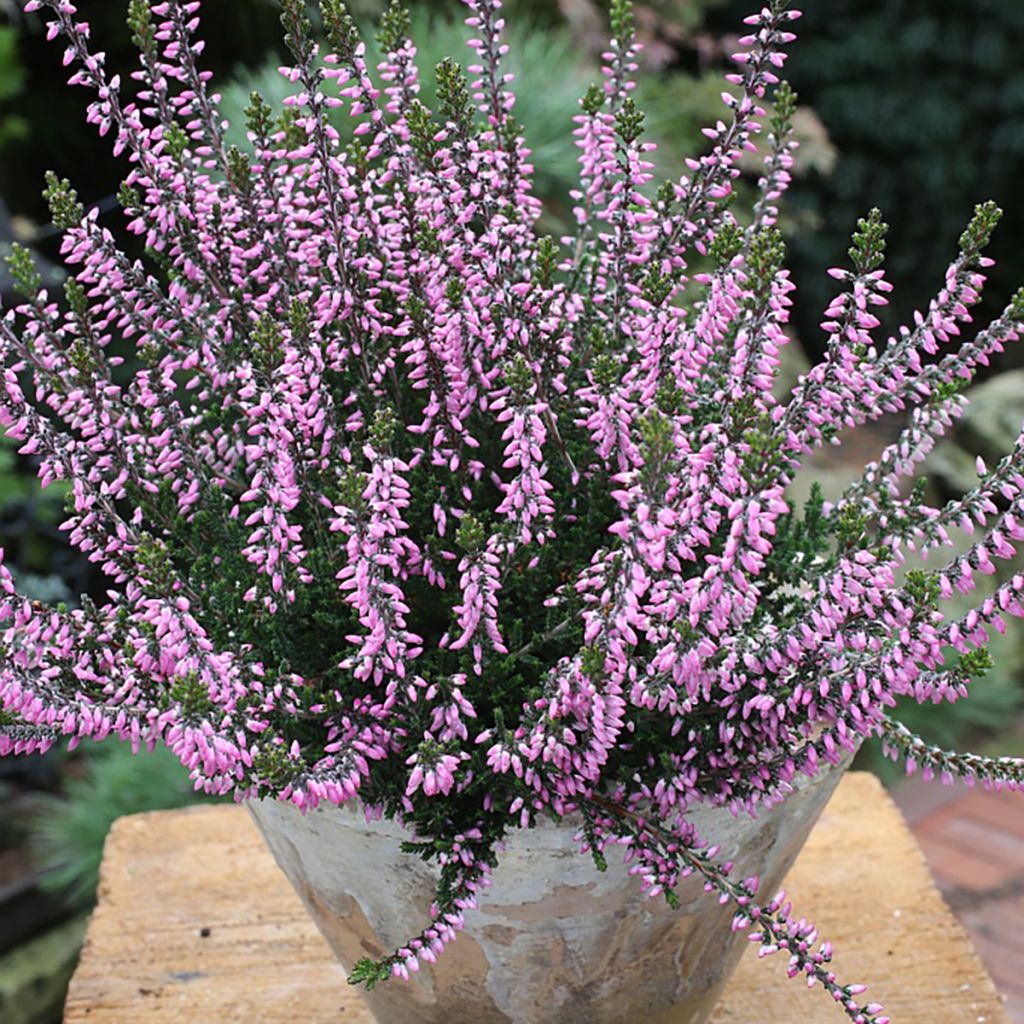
[248,759,847,1024]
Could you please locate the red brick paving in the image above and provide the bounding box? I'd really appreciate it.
[894,778,1024,1022]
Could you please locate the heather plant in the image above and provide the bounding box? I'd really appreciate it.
[219,7,594,229]
[218,6,732,235]
[2,0,1024,1019]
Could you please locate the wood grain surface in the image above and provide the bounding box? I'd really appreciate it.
[63,773,1011,1024]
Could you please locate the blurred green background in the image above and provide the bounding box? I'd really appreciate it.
[1,2,1023,1020]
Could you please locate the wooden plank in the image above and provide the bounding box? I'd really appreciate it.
[958,931,1024,998]
[956,790,1024,842]
[924,814,1024,873]
[960,901,1024,957]
[63,773,1011,1024]
[913,829,1019,891]
[710,774,1013,1024]
[1006,993,1024,1023]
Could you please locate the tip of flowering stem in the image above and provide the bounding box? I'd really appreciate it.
[42,170,84,230]
[959,199,1002,258]
[848,208,888,275]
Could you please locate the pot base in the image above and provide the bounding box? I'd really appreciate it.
[248,760,848,1024]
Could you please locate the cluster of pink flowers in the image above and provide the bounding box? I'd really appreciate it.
[3,0,1024,1014]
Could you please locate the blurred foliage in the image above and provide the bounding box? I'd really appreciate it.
[0,23,26,147]
[30,743,208,908]
[0,436,55,511]
[709,0,1024,358]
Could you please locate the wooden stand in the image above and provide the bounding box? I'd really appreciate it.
[63,773,1010,1023]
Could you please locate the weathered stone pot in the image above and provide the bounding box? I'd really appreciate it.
[248,758,847,1024]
